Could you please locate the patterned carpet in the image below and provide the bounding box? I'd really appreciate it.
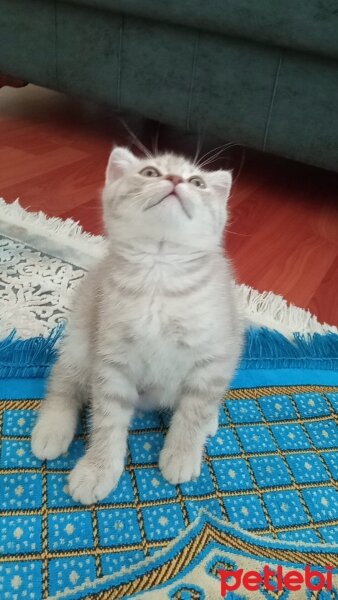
[0,365,337,598]
[36,511,338,600]
[0,207,337,599]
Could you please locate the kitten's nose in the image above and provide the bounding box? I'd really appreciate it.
[165,174,183,186]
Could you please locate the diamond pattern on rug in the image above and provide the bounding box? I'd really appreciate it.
[0,385,337,597]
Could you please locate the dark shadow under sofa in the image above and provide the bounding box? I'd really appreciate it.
[1,0,338,171]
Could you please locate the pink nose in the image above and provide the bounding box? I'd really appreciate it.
[165,174,183,186]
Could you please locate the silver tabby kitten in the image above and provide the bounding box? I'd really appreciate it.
[31,147,244,505]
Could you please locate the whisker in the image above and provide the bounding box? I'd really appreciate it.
[192,121,208,165]
[197,143,231,167]
[144,196,166,211]
[127,186,163,210]
[232,147,246,186]
[198,147,231,169]
[198,149,226,168]
[197,142,239,169]
[225,229,250,237]
[118,117,153,159]
[193,132,203,166]
[152,124,160,156]
[128,194,148,210]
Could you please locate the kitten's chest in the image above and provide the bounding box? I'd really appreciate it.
[116,260,215,351]
[128,294,196,379]
[132,328,190,400]
[135,293,191,347]
[106,257,215,370]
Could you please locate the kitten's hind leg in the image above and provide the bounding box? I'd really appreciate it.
[31,339,86,460]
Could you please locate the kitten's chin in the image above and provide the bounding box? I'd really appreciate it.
[145,192,195,221]
[106,217,222,252]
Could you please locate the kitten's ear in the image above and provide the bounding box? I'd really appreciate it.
[208,170,232,201]
[105,147,138,184]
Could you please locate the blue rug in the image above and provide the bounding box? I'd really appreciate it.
[0,328,337,599]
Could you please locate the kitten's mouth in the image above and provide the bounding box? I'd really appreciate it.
[144,192,192,219]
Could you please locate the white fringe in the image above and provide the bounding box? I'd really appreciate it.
[0,198,107,269]
[1,198,336,337]
[237,284,337,337]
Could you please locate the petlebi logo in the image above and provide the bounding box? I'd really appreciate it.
[219,565,334,596]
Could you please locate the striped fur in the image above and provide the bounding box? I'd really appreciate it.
[32,147,244,504]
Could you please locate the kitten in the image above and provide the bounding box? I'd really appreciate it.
[31,147,244,505]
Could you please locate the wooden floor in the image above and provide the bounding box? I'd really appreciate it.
[0,84,337,326]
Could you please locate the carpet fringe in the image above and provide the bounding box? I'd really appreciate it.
[0,326,63,378]
[0,198,106,268]
[0,198,337,338]
[237,284,337,338]
[240,327,338,370]
[0,326,337,379]
[0,198,104,248]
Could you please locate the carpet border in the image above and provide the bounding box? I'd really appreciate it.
[1,327,337,387]
[49,510,338,600]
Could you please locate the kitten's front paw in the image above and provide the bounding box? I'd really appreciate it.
[69,456,122,505]
[159,445,202,485]
[31,415,74,460]
[204,414,219,438]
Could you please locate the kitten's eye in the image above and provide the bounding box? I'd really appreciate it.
[189,176,206,189]
[140,167,161,177]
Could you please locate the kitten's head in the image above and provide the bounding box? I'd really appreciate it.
[102,147,232,250]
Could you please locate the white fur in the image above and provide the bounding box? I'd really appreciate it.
[31,148,244,504]
[1,199,335,339]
